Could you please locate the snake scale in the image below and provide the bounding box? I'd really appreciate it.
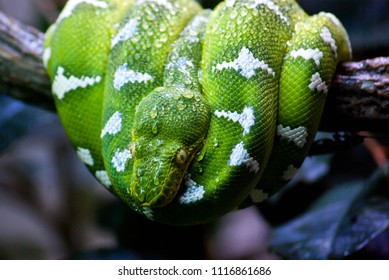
[43,0,351,225]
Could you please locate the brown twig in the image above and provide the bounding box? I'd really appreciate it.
[0,11,388,131]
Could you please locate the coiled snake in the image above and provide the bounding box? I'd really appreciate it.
[43,0,352,225]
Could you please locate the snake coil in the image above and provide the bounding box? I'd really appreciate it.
[44,0,351,225]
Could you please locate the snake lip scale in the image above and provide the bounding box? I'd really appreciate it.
[44,0,352,225]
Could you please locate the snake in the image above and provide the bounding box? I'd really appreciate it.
[43,0,352,225]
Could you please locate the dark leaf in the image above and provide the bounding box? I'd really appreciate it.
[270,163,389,259]
[331,196,389,259]
[330,165,389,258]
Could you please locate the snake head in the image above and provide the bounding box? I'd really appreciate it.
[131,87,211,208]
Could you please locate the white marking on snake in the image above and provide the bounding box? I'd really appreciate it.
[179,174,205,204]
[320,27,338,59]
[180,14,208,43]
[112,148,132,172]
[290,48,323,66]
[247,0,289,25]
[320,12,342,28]
[250,189,268,203]
[225,0,235,8]
[52,66,102,100]
[135,0,174,11]
[281,165,299,181]
[142,207,154,220]
[42,47,51,68]
[101,111,122,137]
[277,125,308,148]
[183,13,209,35]
[167,57,194,75]
[214,106,255,135]
[95,170,112,188]
[76,147,94,166]
[57,0,108,25]
[185,36,199,43]
[113,63,154,90]
[111,18,139,48]
[309,72,328,94]
[214,47,275,78]
[229,141,260,173]
[198,69,203,84]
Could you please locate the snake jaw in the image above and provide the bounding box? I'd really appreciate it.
[130,141,203,208]
[130,87,211,208]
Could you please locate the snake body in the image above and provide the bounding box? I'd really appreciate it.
[43,0,351,225]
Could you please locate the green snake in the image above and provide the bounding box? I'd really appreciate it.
[43,0,351,225]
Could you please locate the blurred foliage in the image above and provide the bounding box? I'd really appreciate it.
[0,96,55,151]
[268,163,389,259]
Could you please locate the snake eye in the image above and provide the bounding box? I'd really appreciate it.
[176,149,187,165]
[130,143,136,157]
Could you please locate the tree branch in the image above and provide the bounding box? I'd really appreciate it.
[0,11,388,131]
[0,10,53,111]
[321,57,389,132]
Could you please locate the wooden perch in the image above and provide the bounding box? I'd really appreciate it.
[321,57,389,132]
[0,11,52,111]
[0,11,388,132]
